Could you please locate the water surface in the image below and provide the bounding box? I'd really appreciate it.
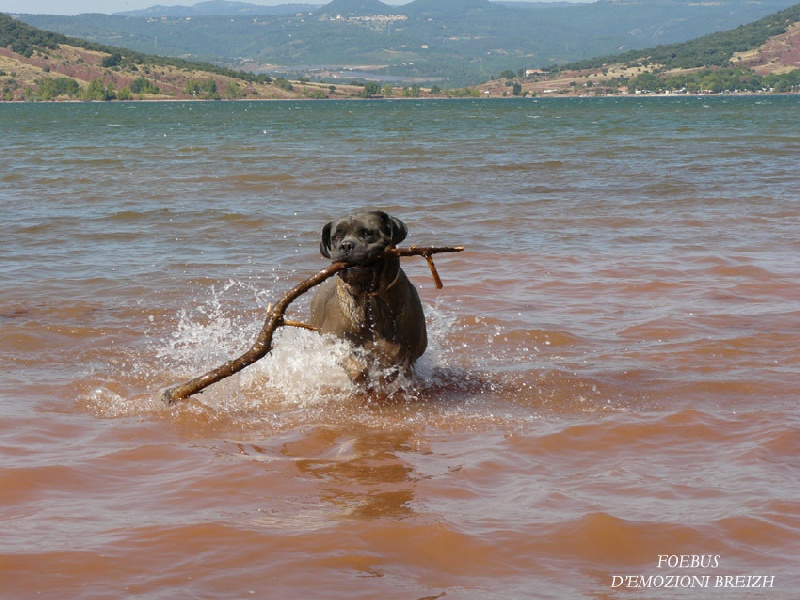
[1,97,799,598]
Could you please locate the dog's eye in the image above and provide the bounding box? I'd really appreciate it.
[360,228,376,239]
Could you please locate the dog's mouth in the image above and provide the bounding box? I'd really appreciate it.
[339,264,375,285]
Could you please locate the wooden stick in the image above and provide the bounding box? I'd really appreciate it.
[387,245,464,289]
[161,262,346,405]
[388,246,465,257]
[282,320,320,331]
[161,245,463,405]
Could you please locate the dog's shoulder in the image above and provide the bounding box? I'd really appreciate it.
[310,278,364,334]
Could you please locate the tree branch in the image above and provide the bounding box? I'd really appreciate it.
[386,245,464,289]
[161,245,463,405]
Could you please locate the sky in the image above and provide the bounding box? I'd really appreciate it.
[0,0,594,17]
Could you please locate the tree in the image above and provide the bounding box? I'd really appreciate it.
[274,77,293,91]
[129,76,159,95]
[101,52,123,68]
[629,72,661,93]
[360,81,381,97]
[224,80,244,99]
[36,76,79,100]
[82,77,114,101]
[185,77,219,99]
[402,83,420,98]
[202,78,218,98]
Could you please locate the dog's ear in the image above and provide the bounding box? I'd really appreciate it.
[378,212,408,247]
[319,221,334,258]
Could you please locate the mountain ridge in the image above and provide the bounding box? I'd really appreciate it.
[496,3,800,96]
[317,0,390,16]
[115,1,321,17]
[0,12,366,101]
[2,2,799,99]
[15,0,800,86]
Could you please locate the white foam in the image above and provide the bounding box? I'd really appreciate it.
[240,327,357,405]
[143,282,473,409]
[80,281,561,428]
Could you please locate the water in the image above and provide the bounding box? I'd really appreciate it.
[1,97,799,598]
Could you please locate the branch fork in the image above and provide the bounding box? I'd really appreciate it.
[161,245,463,405]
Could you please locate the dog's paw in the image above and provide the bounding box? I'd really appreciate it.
[343,356,370,385]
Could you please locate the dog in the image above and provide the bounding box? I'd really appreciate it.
[309,210,427,383]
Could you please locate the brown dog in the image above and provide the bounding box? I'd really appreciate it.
[309,210,427,383]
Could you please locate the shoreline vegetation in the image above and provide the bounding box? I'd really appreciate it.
[2,11,799,103]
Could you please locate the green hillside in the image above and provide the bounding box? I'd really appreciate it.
[16,0,799,86]
[495,3,800,96]
[1,13,369,101]
[0,12,272,85]
[560,3,800,72]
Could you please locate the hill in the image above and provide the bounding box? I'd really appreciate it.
[320,0,389,17]
[116,1,320,17]
[559,2,800,73]
[3,4,799,101]
[402,0,500,17]
[15,0,800,86]
[0,13,364,101]
[484,3,800,96]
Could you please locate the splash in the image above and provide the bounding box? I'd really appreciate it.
[81,279,489,419]
[79,278,631,426]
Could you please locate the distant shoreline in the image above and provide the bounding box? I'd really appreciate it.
[3,91,798,104]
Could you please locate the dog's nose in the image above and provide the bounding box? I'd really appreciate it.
[339,240,355,253]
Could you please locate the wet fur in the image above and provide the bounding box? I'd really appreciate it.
[309,210,427,383]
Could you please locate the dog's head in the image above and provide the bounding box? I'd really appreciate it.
[319,210,408,287]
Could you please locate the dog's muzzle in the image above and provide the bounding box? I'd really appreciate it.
[338,263,377,286]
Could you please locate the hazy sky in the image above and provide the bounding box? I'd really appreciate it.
[0,0,594,17]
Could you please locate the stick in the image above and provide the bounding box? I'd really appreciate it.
[161,245,463,405]
[386,245,463,289]
[161,262,346,405]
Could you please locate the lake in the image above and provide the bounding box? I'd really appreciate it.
[1,96,799,598]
